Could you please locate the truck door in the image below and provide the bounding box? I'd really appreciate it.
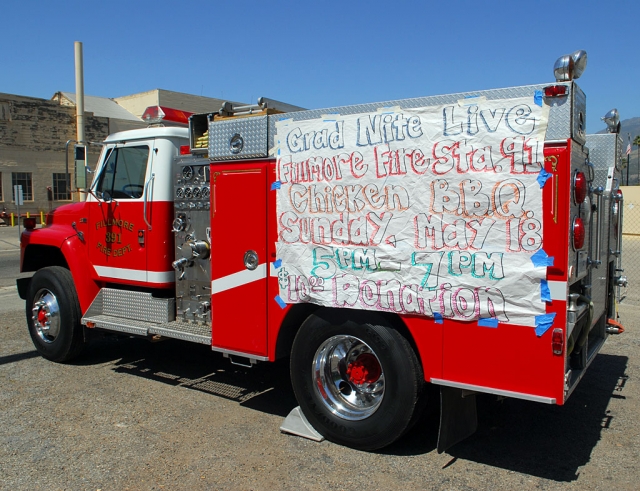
[209,162,268,357]
[88,139,172,287]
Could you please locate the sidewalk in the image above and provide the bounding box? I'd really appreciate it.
[0,225,22,250]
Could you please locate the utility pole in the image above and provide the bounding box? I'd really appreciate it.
[74,41,86,201]
[627,133,631,186]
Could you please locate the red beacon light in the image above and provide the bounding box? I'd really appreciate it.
[543,85,568,97]
[141,106,193,127]
[23,217,37,230]
[614,188,624,202]
[572,216,585,250]
[573,171,587,204]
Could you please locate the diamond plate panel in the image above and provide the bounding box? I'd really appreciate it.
[572,84,587,145]
[266,82,576,148]
[585,134,623,323]
[102,288,175,323]
[149,321,211,345]
[208,116,268,160]
[586,133,622,175]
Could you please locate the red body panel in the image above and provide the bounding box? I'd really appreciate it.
[21,204,101,312]
[87,200,175,288]
[210,162,269,356]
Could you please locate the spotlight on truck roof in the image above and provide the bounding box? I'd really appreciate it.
[601,108,621,134]
[554,49,587,82]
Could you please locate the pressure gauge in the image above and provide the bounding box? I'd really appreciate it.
[201,186,210,199]
[182,166,194,180]
[192,187,201,199]
[176,187,184,199]
[183,187,192,199]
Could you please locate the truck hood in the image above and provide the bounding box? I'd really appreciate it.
[46,202,88,226]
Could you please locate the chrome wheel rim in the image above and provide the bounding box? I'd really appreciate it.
[313,335,384,421]
[31,289,61,343]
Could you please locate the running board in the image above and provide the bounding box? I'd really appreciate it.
[82,314,211,345]
[82,287,210,344]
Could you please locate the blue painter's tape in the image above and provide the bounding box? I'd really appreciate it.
[478,318,499,328]
[531,249,555,267]
[274,295,287,309]
[537,168,552,188]
[273,259,282,269]
[540,280,551,302]
[433,312,444,324]
[534,90,543,107]
[271,180,281,191]
[535,312,556,336]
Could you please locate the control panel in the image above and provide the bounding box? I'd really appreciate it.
[172,156,212,325]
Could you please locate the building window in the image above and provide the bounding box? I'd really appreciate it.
[11,172,33,201]
[52,173,71,201]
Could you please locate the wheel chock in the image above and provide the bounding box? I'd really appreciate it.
[280,406,325,442]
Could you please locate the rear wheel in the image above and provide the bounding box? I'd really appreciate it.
[290,309,424,450]
[26,266,85,362]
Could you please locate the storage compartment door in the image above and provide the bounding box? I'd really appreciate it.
[210,163,268,356]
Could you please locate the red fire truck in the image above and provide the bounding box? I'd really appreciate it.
[18,50,626,452]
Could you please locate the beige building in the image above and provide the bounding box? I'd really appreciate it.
[0,89,237,221]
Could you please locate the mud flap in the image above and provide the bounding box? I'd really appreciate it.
[437,386,478,453]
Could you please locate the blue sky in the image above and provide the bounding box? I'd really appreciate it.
[1,0,638,133]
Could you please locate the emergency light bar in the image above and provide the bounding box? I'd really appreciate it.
[141,106,193,126]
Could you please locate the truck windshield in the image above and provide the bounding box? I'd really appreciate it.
[96,145,150,199]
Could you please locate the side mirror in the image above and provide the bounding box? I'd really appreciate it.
[101,190,113,203]
[74,144,88,189]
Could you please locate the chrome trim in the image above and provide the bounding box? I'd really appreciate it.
[143,172,155,230]
[32,289,61,344]
[211,346,269,362]
[430,378,556,404]
[313,335,385,421]
[592,186,604,266]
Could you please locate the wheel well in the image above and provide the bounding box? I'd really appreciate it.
[275,305,423,370]
[275,303,321,360]
[22,245,69,272]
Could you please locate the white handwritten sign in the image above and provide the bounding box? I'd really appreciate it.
[273,95,550,326]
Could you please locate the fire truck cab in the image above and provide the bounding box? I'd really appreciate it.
[18,50,626,452]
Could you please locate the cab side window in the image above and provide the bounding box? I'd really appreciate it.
[96,146,150,199]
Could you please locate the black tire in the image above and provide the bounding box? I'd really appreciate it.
[26,266,85,362]
[290,309,424,450]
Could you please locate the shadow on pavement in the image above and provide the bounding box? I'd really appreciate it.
[0,349,40,366]
[438,353,627,482]
[74,335,628,481]
[75,335,297,418]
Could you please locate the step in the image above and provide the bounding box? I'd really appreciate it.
[82,314,211,345]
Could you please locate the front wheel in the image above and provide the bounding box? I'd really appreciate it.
[26,266,85,362]
[290,310,424,450]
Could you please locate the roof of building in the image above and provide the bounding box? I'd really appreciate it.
[57,92,141,121]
